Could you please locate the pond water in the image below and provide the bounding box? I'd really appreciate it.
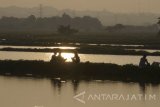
[0,44,145,52]
[0,51,160,65]
[0,76,159,107]
[0,45,160,107]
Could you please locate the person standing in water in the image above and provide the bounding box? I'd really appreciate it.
[139,55,150,68]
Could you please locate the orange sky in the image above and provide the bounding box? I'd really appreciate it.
[0,0,160,13]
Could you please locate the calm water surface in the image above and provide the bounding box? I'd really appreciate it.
[0,51,160,65]
[0,76,159,107]
[0,46,160,107]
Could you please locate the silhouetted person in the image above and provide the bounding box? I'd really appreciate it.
[57,52,66,63]
[139,55,150,68]
[50,51,66,64]
[50,52,58,63]
[72,52,80,63]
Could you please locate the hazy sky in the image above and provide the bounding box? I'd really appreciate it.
[0,0,160,13]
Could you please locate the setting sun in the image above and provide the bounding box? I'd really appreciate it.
[61,53,75,62]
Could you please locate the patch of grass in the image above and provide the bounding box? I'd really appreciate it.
[0,60,160,83]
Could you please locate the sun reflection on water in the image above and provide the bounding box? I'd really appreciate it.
[61,53,75,62]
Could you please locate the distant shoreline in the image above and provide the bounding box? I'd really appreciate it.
[0,47,160,56]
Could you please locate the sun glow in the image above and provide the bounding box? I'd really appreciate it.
[61,53,75,62]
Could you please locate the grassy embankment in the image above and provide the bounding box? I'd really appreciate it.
[0,60,160,83]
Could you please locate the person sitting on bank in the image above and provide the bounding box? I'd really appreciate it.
[50,52,58,63]
[56,52,66,63]
[139,55,150,68]
[50,51,66,63]
[72,52,80,63]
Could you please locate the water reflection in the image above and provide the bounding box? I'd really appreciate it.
[50,78,80,95]
[0,51,160,65]
[51,78,62,94]
[49,78,160,100]
[71,80,80,94]
[61,53,75,62]
[138,82,147,100]
[0,76,160,107]
[139,82,146,94]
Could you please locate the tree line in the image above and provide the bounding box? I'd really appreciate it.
[0,13,103,33]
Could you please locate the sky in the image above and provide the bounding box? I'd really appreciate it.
[0,0,160,13]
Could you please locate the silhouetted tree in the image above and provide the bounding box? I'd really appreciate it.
[0,14,103,32]
[114,24,125,30]
[57,25,78,35]
[27,15,36,22]
[106,24,125,32]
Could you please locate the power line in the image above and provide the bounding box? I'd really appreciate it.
[39,4,43,18]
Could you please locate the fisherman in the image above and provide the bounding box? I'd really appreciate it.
[139,55,150,68]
